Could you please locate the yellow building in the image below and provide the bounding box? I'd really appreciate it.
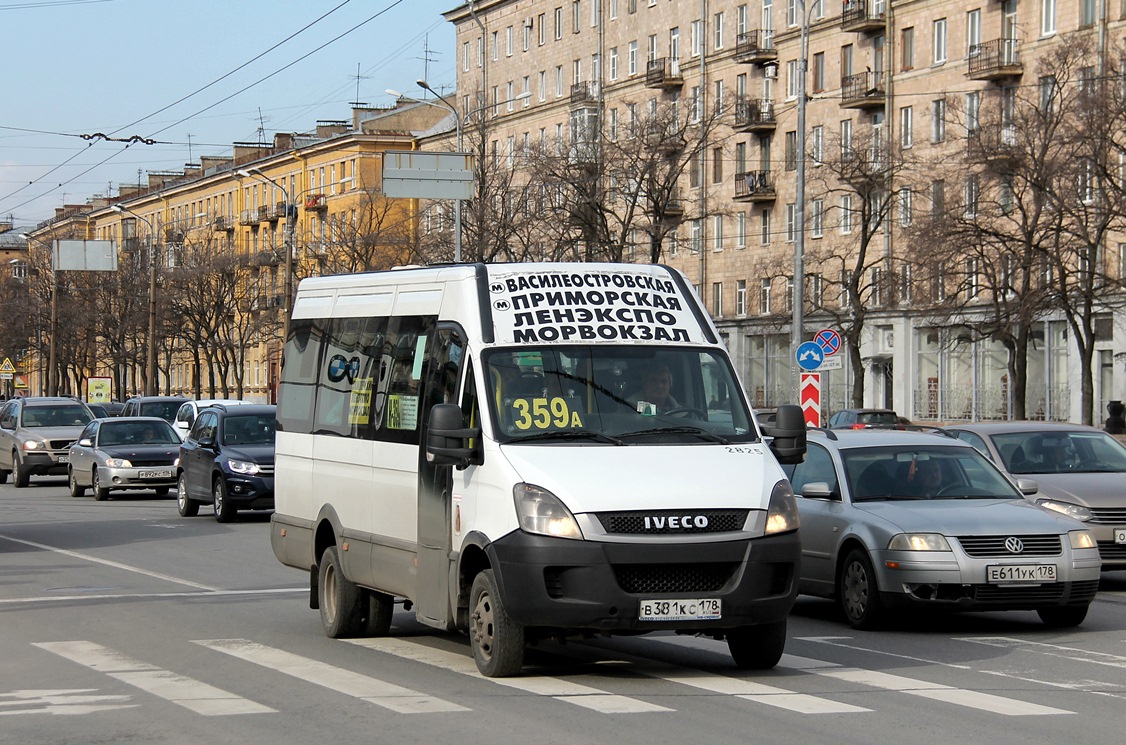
[23,103,447,402]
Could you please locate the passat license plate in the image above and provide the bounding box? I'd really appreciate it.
[138,469,172,479]
[986,564,1057,584]
[639,598,721,622]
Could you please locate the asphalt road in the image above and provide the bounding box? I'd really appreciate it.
[3,476,1126,745]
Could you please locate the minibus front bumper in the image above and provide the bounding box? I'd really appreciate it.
[486,530,800,631]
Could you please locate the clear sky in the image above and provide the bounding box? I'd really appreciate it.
[0,0,457,226]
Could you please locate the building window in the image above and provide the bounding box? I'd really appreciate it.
[555,66,564,96]
[628,40,638,75]
[1041,0,1056,35]
[811,198,824,238]
[900,106,913,148]
[965,91,980,134]
[785,203,796,243]
[539,70,547,101]
[523,22,531,51]
[712,214,724,250]
[784,130,797,170]
[933,18,947,64]
[760,207,772,245]
[572,1,581,34]
[539,13,547,45]
[713,147,724,183]
[786,59,799,99]
[931,180,946,219]
[506,26,513,56]
[812,52,825,92]
[736,279,747,315]
[760,278,772,314]
[964,175,979,218]
[462,41,470,71]
[931,99,946,142]
[811,125,824,165]
[555,7,564,39]
[901,27,914,71]
[840,194,853,234]
[609,47,619,79]
[714,11,724,49]
[690,19,702,57]
[736,211,747,247]
[840,119,853,156]
[712,282,723,316]
[899,188,913,226]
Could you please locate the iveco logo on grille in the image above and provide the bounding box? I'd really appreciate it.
[643,515,710,530]
[1004,536,1025,554]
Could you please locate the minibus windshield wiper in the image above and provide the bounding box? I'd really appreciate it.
[509,429,624,445]
[617,426,731,444]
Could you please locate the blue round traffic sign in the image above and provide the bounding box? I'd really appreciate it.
[796,341,825,371]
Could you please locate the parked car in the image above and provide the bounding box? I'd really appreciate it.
[176,403,276,522]
[98,401,126,417]
[172,398,252,437]
[783,428,1101,629]
[0,397,95,488]
[943,421,1126,570]
[826,408,905,429]
[67,416,181,500]
[119,396,189,424]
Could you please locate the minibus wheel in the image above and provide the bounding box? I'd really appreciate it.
[469,569,524,677]
[319,545,365,638]
[726,619,786,669]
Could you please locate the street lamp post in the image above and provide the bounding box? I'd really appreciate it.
[237,168,295,347]
[792,1,811,401]
[111,204,159,396]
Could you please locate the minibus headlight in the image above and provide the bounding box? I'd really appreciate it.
[765,480,800,535]
[513,483,583,540]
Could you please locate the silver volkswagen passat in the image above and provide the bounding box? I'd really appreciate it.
[785,429,1101,629]
[68,416,181,500]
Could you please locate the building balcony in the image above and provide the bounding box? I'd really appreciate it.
[841,1,886,33]
[734,98,776,132]
[733,170,776,202]
[257,205,272,223]
[967,38,1023,81]
[238,209,255,226]
[645,57,683,89]
[661,190,685,219]
[734,30,777,64]
[570,81,600,106]
[304,194,327,210]
[840,71,886,109]
[965,124,1020,163]
[645,123,686,153]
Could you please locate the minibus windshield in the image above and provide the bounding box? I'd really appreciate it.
[483,346,758,444]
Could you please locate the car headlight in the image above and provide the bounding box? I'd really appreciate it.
[513,483,582,540]
[1069,530,1097,549]
[227,459,261,475]
[105,458,133,468]
[1037,499,1092,521]
[22,440,44,451]
[765,480,800,535]
[888,533,952,551]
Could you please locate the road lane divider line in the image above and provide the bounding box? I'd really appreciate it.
[0,587,306,606]
[345,637,671,713]
[33,641,274,716]
[196,639,467,714]
[0,533,216,591]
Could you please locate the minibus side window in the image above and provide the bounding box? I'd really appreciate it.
[374,315,436,445]
[277,318,326,433]
[312,316,386,438]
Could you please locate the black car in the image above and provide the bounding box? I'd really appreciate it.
[120,396,189,424]
[826,408,906,429]
[176,404,276,522]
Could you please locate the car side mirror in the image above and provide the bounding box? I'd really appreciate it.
[197,434,217,449]
[1015,478,1039,496]
[801,481,834,500]
[426,403,481,468]
[77,437,93,447]
[764,404,807,465]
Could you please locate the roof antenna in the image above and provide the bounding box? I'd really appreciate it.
[349,63,369,107]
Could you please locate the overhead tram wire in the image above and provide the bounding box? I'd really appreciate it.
[2,0,407,219]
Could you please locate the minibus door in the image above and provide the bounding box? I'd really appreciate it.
[415,327,465,629]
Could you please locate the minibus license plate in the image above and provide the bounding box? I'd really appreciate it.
[639,598,721,622]
[986,564,1056,584]
[1115,528,1126,544]
[138,469,172,479]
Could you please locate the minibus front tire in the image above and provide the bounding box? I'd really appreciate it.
[726,619,787,670]
[319,546,365,638]
[469,569,525,677]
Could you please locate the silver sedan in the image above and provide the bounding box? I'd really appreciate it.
[785,430,1102,629]
[67,417,181,501]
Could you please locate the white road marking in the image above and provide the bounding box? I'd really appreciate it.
[0,689,137,716]
[0,587,305,606]
[814,668,1070,716]
[346,637,671,713]
[197,639,467,714]
[0,534,216,590]
[33,642,273,716]
[657,669,869,714]
[959,636,1126,671]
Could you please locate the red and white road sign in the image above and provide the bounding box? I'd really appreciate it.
[800,372,821,428]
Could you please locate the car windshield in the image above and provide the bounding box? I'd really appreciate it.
[141,401,182,422]
[991,430,1126,474]
[483,345,757,444]
[843,445,1021,502]
[22,405,93,428]
[857,411,898,426]
[99,421,180,446]
[221,415,276,446]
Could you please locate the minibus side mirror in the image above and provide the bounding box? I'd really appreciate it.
[764,404,807,465]
[426,403,481,468]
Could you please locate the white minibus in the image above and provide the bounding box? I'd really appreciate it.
[270,262,806,676]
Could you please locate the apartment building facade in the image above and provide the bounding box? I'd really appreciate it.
[23,103,444,402]
[440,0,1126,424]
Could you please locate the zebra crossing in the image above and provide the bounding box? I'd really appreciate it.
[12,633,1081,719]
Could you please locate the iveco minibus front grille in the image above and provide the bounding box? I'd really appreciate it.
[613,562,737,594]
[596,509,747,535]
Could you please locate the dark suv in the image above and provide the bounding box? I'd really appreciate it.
[826,408,905,429]
[176,404,276,522]
[0,397,95,487]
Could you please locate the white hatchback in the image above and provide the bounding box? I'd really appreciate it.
[173,399,253,438]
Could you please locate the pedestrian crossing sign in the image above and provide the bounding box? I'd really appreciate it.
[0,358,15,374]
